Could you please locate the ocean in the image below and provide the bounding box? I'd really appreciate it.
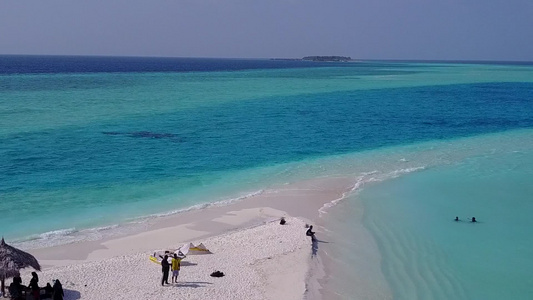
[1,56,532,299]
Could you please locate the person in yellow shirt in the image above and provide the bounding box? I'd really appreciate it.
[171,253,185,283]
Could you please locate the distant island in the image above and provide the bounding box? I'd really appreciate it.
[271,56,353,62]
[302,56,353,62]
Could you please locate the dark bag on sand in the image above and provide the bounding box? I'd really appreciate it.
[210,271,225,277]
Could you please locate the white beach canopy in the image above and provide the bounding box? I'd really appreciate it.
[177,243,212,256]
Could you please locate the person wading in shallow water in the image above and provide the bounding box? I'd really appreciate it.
[161,255,170,286]
[306,225,316,241]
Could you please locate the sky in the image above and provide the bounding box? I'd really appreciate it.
[1,0,532,61]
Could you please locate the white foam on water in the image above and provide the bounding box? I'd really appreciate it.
[12,190,266,250]
[138,189,265,220]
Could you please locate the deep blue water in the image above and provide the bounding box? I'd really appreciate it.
[0,55,365,75]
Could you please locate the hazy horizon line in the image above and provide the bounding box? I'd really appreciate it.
[1,54,532,64]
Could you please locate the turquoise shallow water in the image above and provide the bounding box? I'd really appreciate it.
[320,130,533,299]
[362,133,533,299]
[1,57,533,299]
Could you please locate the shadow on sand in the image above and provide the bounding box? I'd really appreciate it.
[172,281,213,288]
[181,261,198,267]
[311,238,329,256]
[64,289,81,300]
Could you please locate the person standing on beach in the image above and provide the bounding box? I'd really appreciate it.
[161,255,170,286]
[29,272,40,300]
[171,253,185,284]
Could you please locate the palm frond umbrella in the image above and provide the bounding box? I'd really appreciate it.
[0,237,41,296]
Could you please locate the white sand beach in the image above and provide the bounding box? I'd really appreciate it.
[25,218,309,300]
[14,176,359,300]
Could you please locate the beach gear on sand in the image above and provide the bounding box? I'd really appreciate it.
[150,251,174,265]
[210,271,224,277]
[178,243,212,256]
[149,243,212,265]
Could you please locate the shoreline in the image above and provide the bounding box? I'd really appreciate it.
[32,176,357,264]
[18,176,360,299]
[16,130,532,299]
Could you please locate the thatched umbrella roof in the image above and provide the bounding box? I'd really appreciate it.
[0,237,41,295]
[0,237,41,278]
